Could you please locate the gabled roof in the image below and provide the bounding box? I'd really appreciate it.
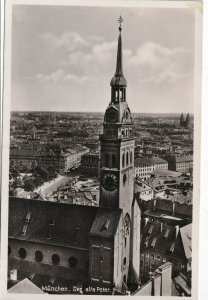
[175,156,193,163]
[135,157,168,167]
[9,197,122,249]
[141,221,192,260]
[9,197,98,249]
[8,278,44,294]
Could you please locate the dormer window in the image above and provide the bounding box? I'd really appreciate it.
[164,229,170,239]
[21,224,28,235]
[26,210,31,222]
[169,242,175,252]
[101,219,110,231]
[46,231,51,240]
[50,217,55,226]
[144,237,149,247]
[151,237,157,247]
[148,225,154,234]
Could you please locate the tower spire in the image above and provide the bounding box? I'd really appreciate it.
[110,16,127,89]
[116,16,124,76]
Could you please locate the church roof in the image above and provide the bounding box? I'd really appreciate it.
[9,197,121,249]
[9,197,97,249]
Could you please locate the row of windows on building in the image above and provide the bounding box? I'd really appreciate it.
[8,246,79,268]
[140,252,186,270]
[104,151,133,168]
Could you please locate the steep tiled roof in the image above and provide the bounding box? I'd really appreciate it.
[175,156,193,163]
[9,197,121,249]
[141,220,191,260]
[9,197,98,249]
[135,157,168,167]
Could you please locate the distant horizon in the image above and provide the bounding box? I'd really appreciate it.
[11,110,193,116]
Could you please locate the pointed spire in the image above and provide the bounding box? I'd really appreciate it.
[110,16,127,87]
[115,16,123,76]
[180,113,184,121]
[115,31,123,76]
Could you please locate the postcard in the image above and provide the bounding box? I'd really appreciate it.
[0,0,202,299]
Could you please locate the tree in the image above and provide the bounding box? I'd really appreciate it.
[10,166,19,178]
[34,175,44,187]
[33,165,49,181]
[47,165,57,180]
[24,179,36,192]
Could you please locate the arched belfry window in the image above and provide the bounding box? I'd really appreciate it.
[120,89,123,101]
[126,152,129,166]
[121,130,125,137]
[105,154,109,167]
[130,152,133,164]
[112,154,116,168]
[122,153,125,168]
[115,90,119,101]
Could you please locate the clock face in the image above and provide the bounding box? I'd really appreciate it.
[102,173,118,191]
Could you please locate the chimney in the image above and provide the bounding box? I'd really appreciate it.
[157,263,172,296]
[175,225,179,239]
[153,199,157,212]
[10,269,17,281]
[57,190,61,202]
[172,201,175,216]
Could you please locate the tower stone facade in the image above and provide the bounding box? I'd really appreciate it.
[99,19,140,287]
[99,22,134,218]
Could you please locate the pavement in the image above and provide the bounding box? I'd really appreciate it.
[34,175,71,197]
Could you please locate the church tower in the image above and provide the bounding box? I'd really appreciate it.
[186,113,190,128]
[180,113,184,127]
[89,18,140,291]
[99,17,135,218]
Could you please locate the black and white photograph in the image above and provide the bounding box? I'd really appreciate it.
[0,0,203,298]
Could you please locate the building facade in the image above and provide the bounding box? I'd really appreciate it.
[80,153,100,177]
[165,155,193,174]
[59,147,89,172]
[139,199,192,283]
[134,157,168,179]
[10,144,89,173]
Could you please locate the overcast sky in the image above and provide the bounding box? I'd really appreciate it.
[11,4,196,113]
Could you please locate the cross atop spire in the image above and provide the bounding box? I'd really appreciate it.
[118,15,124,31]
